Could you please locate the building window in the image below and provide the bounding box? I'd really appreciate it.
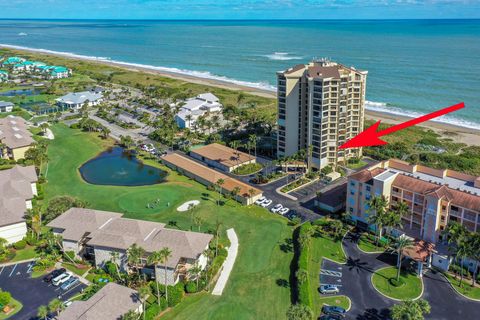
[366,185,371,191]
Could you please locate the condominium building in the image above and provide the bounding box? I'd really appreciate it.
[347,159,480,244]
[277,59,367,169]
[48,208,213,285]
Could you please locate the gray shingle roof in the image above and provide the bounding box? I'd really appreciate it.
[56,91,103,105]
[58,283,141,320]
[0,165,37,227]
[48,208,213,268]
[0,115,35,149]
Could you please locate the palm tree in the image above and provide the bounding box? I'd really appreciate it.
[456,233,472,288]
[122,309,140,320]
[109,251,122,281]
[468,233,480,286]
[37,305,48,320]
[231,186,241,202]
[366,195,389,245]
[248,188,256,204]
[214,220,222,257]
[160,247,172,305]
[188,263,203,288]
[229,140,241,166]
[249,134,257,157]
[215,178,225,206]
[391,236,414,281]
[137,284,151,320]
[147,251,163,307]
[443,222,467,271]
[48,298,64,316]
[127,244,146,275]
[193,214,204,232]
[101,126,111,139]
[390,299,431,320]
[39,122,49,134]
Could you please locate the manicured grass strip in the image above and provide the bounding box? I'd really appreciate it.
[358,234,385,253]
[444,272,480,300]
[309,233,347,317]
[232,162,263,175]
[318,295,351,310]
[0,297,23,320]
[62,263,90,277]
[371,267,422,300]
[10,246,37,262]
[346,160,368,170]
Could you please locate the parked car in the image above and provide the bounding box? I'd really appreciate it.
[52,272,73,286]
[319,315,344,320]
[43,268,66,283]
[322,305,346,317]
[260,199,273,207]
[278,207,290,215]
[61,277,79,291]
[64,301,73,307]
[319,284,339,294]
[286,211,297,220]
[255,196,267,205]
[270,204,283,213]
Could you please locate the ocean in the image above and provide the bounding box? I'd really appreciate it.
[0,19,479,129]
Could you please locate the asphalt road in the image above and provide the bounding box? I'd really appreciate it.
[317,231,480,320]
[0,262,86,320]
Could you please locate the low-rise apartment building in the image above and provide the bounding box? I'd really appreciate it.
[0,101,14,113]
[0,165,38,244]
[190,143,256,173]
[347,159,480,244]
[174,92,223,130]
[48,208,213,285]
[0,115,35,160]
[162,152,263,205]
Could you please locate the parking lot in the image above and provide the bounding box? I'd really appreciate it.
[0,262,86,320]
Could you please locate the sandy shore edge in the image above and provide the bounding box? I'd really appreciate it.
[2,44,479,146]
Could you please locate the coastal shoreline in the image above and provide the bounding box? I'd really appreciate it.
[1,44,479,146]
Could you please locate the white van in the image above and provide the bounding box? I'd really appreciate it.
[52,272,72,286]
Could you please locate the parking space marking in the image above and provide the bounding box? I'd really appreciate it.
[0,266,4,277]
[8,264,18,277]
[320,283,343,287]
[320,269,342,277]
[26,262,34,273]
[61,282,83,297]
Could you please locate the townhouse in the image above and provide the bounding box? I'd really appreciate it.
[0,115,35,160]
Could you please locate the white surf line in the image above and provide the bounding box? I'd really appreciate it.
[212,228,238,296]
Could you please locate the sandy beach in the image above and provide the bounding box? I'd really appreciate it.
[2,44,479,146]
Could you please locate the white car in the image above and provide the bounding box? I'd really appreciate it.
[255,197,267,205]
[52,272,73,286]
[260,199,273,207]
[270,204,283,213]
[278,207,290,215]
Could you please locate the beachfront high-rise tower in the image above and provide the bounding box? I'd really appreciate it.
[277,59,367,169]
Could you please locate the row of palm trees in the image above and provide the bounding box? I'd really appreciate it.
[443,222,480,287]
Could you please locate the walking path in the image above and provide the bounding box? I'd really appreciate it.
[212,228,238,296]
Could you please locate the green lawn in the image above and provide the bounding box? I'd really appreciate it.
[346,160,368,170]
[318,295,351,310]
[358,234,385,253]
[371,267,422,300]
[444,272,480,300]
[10,246,37,262]
[0,297,23,320]
[309,233,347,317]
[44,124,294,320]
[62,262,90,277]
[233,163,263,175]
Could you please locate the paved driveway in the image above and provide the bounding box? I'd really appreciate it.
[0,262,86,320]
[319,232,480,319]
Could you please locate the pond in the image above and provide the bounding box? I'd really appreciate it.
[79,147,167,186]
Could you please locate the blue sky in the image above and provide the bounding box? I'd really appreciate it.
[1,0,479,19]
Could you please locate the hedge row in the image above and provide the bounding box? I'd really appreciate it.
[294,222,313,309]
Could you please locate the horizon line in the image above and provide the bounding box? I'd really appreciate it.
[0,18,479,21]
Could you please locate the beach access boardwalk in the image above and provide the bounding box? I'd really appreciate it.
[212,228,238,296]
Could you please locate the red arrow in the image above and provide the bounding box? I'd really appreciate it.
[339,102,465,149]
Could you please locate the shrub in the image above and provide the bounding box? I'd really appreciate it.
[293,223,313,308]
[64,250,76,261]
[25,234,38,246]
[0,290,12,306]
[389,278,405,287]
[44,196,87,223]
[145,303,165,320]
[104,261,117,277]
[14,240,27,250]
[185,281,198,293]
[167,282,185,307]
